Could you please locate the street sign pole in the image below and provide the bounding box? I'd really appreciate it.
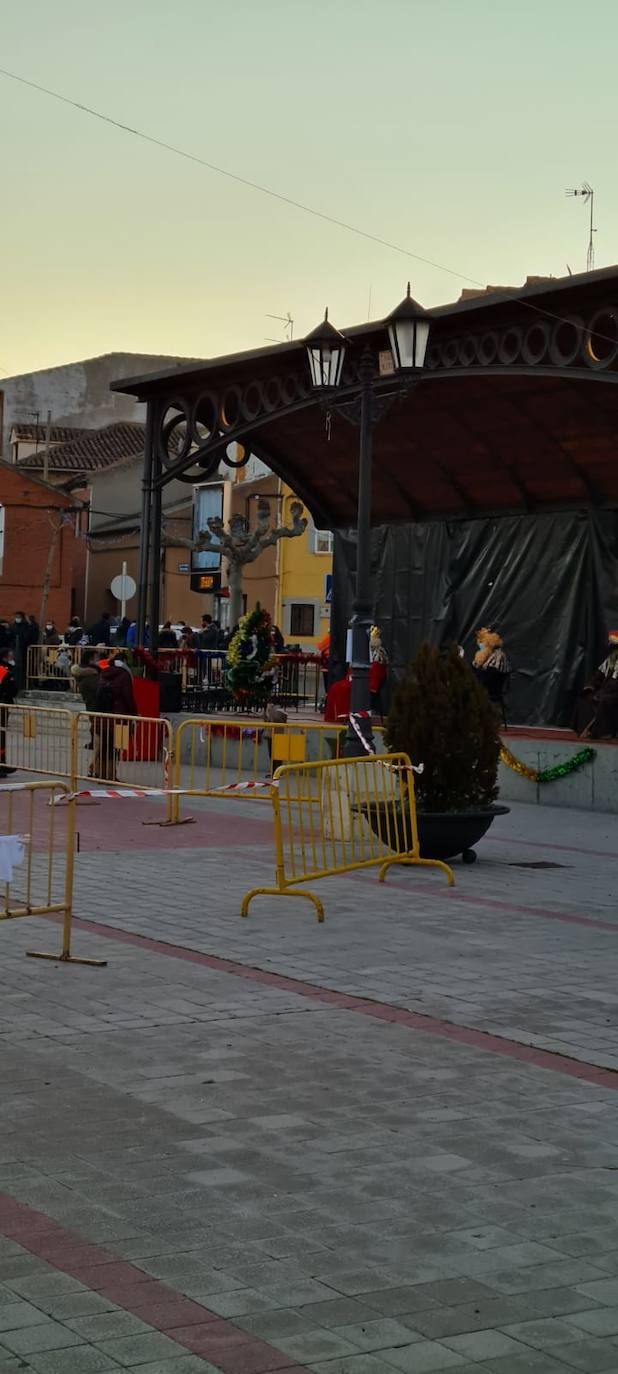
[121,561,127,619]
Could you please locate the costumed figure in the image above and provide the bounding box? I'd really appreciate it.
[574,631,618,740]
[369,625,388,714]
[472,627,510,714]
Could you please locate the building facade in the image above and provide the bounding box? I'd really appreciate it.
[0,461,82,628]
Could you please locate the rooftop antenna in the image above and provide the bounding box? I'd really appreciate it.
[565,182,596,272]
[265,311,294,341]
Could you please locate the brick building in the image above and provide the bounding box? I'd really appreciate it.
[0,461,83,628]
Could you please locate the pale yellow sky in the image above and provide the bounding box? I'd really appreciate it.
[1,0,616,377]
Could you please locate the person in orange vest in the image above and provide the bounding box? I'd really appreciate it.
[0,647,18,779]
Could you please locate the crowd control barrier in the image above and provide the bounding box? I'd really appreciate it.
[26,643,85,691]
[3,703,76,781]
[74,710,172,790]
[241,752,454,922]
[169,718,372,823]
[0,781,105,965]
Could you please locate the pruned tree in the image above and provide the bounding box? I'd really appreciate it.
[180,497,308,626]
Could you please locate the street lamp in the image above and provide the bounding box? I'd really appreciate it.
[305,286,431,757]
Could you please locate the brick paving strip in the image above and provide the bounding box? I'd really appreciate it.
[49,913,618,1092]
[0,1193,305,1373]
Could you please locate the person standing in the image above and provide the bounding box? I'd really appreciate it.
[158,621,179,649]
[0,647,17,778]
[198,614,218,649]
[88,611,112,646]
[42,621,61,646]
[9,612,30,692]
[93,653,138,780]
[115,616,131,647]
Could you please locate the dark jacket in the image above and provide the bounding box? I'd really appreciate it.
[89,618,112,646]
[98,663,138,716]
[71,664,99,711]
[0,662,17,705]
[158,629,179,649]
[198,624,219,649]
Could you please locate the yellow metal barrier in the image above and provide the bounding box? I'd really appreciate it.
[3,702,77,784]
[26,643,86,692]
[241,752,454,922]
[169,717,386,824]
[74,710,172,791]
[0,781,105,966]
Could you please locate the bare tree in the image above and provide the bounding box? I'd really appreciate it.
[178,497,308,626]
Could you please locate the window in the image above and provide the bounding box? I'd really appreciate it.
[290,603,315,637]
[313,526,333,555]
[192,484,223,571]
[0,504,4,575]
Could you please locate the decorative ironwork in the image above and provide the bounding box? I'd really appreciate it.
[426,303,618,377]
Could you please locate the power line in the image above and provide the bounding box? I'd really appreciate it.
[0,65,613,349]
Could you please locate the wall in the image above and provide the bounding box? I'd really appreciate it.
[0,463,79,629]
[0,352,193,457]
[276,486,332,648]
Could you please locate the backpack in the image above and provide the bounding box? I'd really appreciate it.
[95,673,115,713]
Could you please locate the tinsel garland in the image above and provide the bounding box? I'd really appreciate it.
[499,744,595,783]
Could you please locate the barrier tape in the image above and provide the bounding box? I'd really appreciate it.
[51,788,177,804]
[348,713,424,774]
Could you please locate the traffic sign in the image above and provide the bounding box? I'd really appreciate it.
[325,574,333,604]
[110,573,136,602]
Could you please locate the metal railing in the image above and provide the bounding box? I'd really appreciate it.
[26,644,86,692]
[157,650,323,713]
[74,710,172,789]
[0,780,105,965]
[2,702,77,780]
[169,717,378,823]
[241,753,454,922]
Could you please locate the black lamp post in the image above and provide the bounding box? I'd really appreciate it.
[305,287,431,756]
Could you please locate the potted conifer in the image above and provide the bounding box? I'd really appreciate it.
[377,642,509,863]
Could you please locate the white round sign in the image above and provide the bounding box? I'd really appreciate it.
[110,574,137,602]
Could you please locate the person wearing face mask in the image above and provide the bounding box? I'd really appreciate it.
[42,621,61,646]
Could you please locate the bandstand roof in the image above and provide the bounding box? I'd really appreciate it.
[113,266,618,527]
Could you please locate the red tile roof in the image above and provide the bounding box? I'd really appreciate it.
[18,421,146,473]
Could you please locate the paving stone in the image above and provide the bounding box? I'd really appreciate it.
[563,1309,618,1338]
[309,1359,433,1374]
[274,1328,361,1361]
[500,1319,591,1349]
[94,1331,193,1365]
[27,1345,124,1373]
[0,1319,84,1355]
[441,1330,533,1361]
[546,1339,618,1371]
[335,1319,426,1353]
[371,1342,466,1371]
[0,1300,50,1332]
[66,1309,152,1341]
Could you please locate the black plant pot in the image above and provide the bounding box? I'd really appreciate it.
[364,803,510,864]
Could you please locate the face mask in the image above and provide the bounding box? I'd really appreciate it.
[15,616,22,624]
[476,641,485,650]
[46,625,53,631]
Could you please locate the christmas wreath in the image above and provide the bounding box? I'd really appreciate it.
[226,605,278,705]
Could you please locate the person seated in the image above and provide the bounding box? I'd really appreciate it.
[574,631,618,739]
[473,627,510,709]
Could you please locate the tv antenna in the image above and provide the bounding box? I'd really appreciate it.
[565,182,596,272]
[265,311,294,343]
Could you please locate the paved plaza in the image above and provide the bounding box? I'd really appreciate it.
[1,796,618,1373]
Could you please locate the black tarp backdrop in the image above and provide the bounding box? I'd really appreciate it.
[330,511,618,727]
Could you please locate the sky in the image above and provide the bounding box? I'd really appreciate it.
[1,0,617,377]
